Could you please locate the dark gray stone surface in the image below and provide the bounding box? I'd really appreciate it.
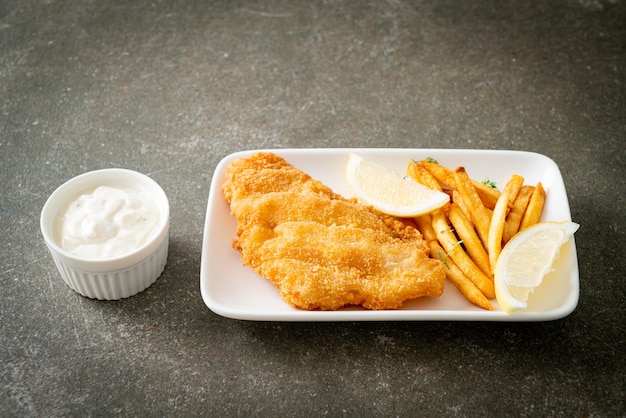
[1,0,624,416]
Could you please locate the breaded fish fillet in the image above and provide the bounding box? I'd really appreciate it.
[222,152,445,310]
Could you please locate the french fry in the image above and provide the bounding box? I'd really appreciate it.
[420,160,457,189]
[431,211,495,299]
[472,180,500,210]
[407,161,443,191]
[420,160,500,210]
[453,167,492,249]
[487,175,524,272]
[414,214,437,243]
[448,203,492,278]
[428,241,493,310]
[453,190,493,223]
[502,185,534,243]
[452,190,471,220]
[520,182,546,230]
[407,161,425,187]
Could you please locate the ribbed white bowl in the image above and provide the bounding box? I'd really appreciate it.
[41,168,170,300]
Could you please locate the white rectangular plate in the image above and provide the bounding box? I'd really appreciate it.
[200,149,579,321]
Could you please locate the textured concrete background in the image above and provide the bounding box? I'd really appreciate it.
[1,0,624,416]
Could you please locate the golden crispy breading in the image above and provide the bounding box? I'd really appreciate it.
[222,152,445,310]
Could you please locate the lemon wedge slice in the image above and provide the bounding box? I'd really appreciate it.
[345,153,449,217]
[495,221,579,313]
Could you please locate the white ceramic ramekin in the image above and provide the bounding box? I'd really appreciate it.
[40,168,170,300]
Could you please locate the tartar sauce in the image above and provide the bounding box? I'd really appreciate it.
[56,185,160,259]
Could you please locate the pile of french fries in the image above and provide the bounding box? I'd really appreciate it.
[407,159,546,310]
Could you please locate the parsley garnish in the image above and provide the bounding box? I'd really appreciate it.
[437,238,463,269]
[482,178,497,189]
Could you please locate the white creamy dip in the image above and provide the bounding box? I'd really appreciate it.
[55,185,160,260]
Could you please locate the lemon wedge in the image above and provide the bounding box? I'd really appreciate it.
[345,153,449,217]
[495,221,579,313]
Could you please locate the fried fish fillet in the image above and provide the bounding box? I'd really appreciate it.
[222,152,445,310]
